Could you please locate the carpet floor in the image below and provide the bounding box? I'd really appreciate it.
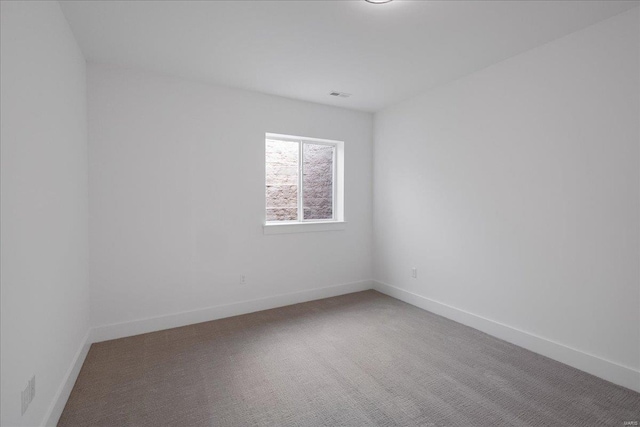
[58,290,640,426]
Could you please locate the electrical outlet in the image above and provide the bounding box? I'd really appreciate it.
[411,267,417,279]
[21,375,35,416]
[240,275,246,285]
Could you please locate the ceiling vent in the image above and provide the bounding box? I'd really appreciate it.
[329,91,352,98]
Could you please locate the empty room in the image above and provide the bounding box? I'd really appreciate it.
[1,0,639,426]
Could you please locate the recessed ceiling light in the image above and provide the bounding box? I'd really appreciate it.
[365,0,393,3]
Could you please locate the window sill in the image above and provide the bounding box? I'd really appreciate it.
[263,221,347,235]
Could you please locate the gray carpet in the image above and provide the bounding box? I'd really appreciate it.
[58,290,640,426]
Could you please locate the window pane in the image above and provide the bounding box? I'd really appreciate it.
[303,143,334,220]
[266,139,298,221]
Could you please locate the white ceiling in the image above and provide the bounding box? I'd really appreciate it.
[60,0,638,112]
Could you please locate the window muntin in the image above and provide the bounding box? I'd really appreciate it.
[265,134,339,223]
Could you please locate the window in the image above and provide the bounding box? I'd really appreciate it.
[265,133,344,232]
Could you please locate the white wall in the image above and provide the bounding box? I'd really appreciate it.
[88,64,373,330]
[3,4,636,424]
[374,8,639,388]
[1,2,90,426]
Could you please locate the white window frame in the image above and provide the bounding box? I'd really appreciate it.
[264,133,345,234]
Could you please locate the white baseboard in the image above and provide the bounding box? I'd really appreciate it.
[43,279,638,427]
[41,330,92,427]
[41,281,373,426]
[91,280,374,343]
[373,281,640,393]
